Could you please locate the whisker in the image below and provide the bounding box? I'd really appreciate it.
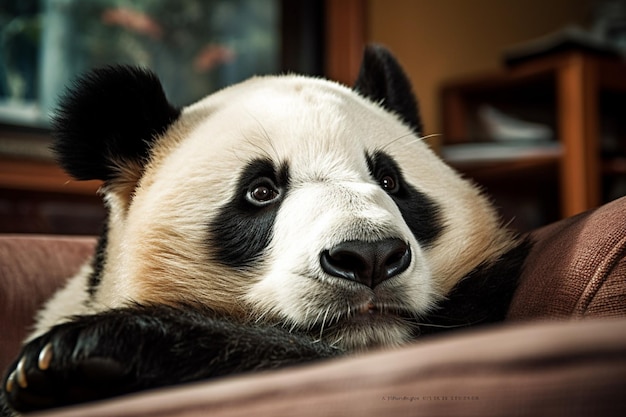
[406,309,486,329]
[253,309,269,324]
[419,132,443,142]
[319,306,331,340]
[288,320,298,333]
[302,306,310,324]
[415,322,471,329]
[330,334,345,348]
[312,309,324,329]
[244,110,280,161]
[398,133,443,149]
[332,311,342,326]
[380,132,416,151]
[241,133,273,161]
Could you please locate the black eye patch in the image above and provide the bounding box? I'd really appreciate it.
[208,158,289,268]
[366,150,444,247]
[367,151,402,195]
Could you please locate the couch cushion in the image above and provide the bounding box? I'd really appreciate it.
[0,235,96,373]
[508,196,626,320]
[28,319,626,417]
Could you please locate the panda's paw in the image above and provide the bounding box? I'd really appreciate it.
[2,323,129,413]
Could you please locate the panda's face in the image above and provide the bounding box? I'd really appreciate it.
[97,75,509,351]
[53,47,514,351]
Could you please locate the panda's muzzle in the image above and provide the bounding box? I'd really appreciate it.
[320,239,411,288]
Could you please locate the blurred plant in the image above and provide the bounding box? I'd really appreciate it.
[0,0,40,101]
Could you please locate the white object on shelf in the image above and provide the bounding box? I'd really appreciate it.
[478,105,553,142]
[441,142,562,164]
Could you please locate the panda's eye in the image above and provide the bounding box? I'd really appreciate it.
[247,178,279,206]
[380,174,399,193]
[251,185,276,201]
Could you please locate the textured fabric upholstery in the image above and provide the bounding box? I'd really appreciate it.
[0,235,96,373]
[509,196,626,320]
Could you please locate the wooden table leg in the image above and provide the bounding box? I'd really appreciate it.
[557,53,601,218]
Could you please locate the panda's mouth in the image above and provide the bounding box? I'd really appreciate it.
[359,302,377,313]
[350,301,409,321]
[301,300,416,350]
[309,300,414,330]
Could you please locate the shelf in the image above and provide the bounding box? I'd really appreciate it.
[442,142,562,164]
[0,157,101,196]
[442,142,562,181]
[441,50,626,221]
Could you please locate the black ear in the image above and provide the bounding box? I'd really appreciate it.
[353,44,422,135]
[52,66,181,182]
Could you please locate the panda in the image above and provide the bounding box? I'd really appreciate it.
[2,45,530,414]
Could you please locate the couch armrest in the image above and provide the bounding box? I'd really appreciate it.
[0,235,96,373]
[508,196,626,320]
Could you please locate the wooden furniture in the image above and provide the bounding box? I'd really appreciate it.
[324,0,367,85]
[441,50,626,224]
[0,154,105,234]
[0,119,105,234]
[0,157,101,196]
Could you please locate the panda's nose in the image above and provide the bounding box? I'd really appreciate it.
[320,239,411,288]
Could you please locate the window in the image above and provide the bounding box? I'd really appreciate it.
[0,0,322,129]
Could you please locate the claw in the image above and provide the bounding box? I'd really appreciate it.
[5,370,16,393]
[38,343,53,371]
[16,357,28,389]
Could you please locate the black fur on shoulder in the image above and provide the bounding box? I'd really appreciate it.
[418,237,533,336]
[52,66,181,182]
[353,44,423,135]
[87,221,108,297]
[2,305,340,413]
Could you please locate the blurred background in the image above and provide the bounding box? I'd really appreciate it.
[0,0,624,234]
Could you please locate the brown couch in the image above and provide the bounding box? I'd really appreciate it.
[1,197,626,416]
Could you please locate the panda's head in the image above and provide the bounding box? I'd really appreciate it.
[53,45,516,351]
